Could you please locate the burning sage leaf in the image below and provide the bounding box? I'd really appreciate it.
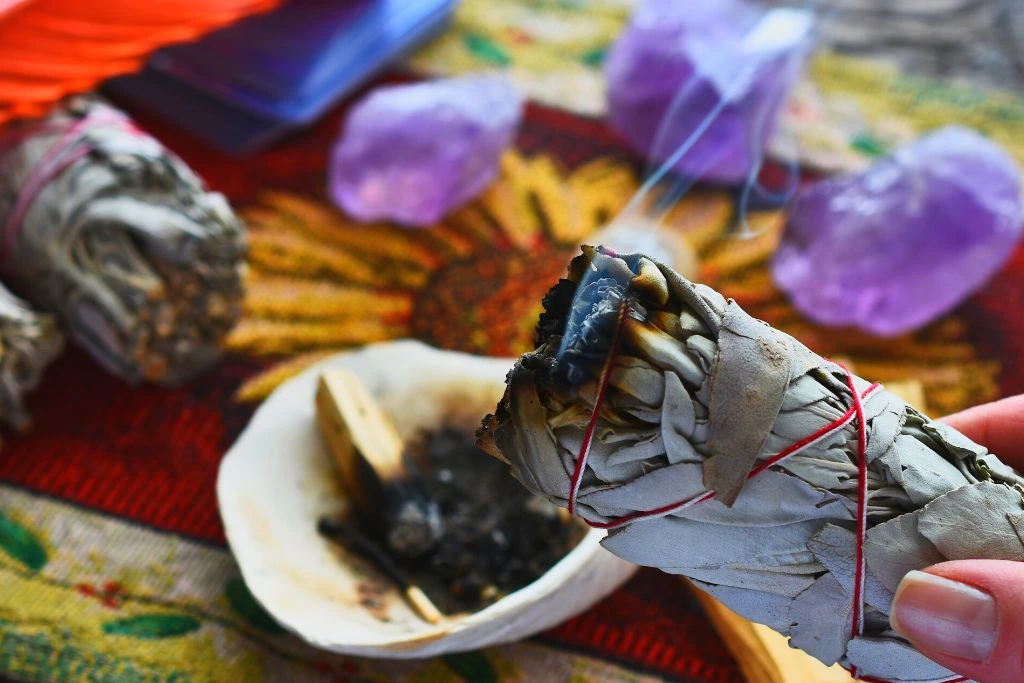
[479,246,1023,683]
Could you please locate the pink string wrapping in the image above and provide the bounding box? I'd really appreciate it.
[567,305,968,683]
[0,110,139,266]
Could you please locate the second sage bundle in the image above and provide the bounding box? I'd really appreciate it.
[0,97,246,385]
[479,246,1023,683]
[0,284,62,433]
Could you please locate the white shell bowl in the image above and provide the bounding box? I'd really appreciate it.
[217,340,637,658]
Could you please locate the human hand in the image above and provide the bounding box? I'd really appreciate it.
[891,395,1024,683]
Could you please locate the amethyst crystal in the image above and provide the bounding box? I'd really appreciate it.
[605,0,813,184]
[773,126,1024,336]
[329,76,523,227]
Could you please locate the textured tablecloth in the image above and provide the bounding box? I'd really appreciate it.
[4,2,1024,682]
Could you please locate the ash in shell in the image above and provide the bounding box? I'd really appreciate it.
[0,97,246,385]
[480,245,1024,683]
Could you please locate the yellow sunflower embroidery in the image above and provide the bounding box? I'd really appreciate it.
[229,150,999,416]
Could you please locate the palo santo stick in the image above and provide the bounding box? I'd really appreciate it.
[316,369,443,558]
[316,371,445,623]
[318,518,443,625]
[316,368,405,514]
[404,586,444,625]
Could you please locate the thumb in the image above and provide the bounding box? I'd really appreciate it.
[891,560,1024,683]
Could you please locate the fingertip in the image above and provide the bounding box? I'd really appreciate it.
[941,395,1024,467]
[893,561,1024,683]
[891,570,996,663]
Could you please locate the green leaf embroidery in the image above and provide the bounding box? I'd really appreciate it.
[463,34,511,67]
[102,614,201,639]
[442,652,498,683]
[225,578,285,635]
[579,46,607,67]
[0,510,47,571]
[850,132,888,157]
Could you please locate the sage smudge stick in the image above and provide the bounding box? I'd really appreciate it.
[0,97,246,385]
[478,246,1023,683]
[0,284,62,433]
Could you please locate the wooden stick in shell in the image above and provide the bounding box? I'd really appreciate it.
[315,368,444,623]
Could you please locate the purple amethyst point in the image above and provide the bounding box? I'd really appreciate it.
[605,0,813,183]
[329,76,523,227]
[773,125,1024,336]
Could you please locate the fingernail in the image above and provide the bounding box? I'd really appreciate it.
[891,570,998,662]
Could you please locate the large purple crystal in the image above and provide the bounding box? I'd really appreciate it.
[773,126,1024,336]
[329,76,523,227]
[605,0,813,183]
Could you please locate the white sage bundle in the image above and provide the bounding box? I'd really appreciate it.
[478,246,1024,683]
[0,97,246,385]
[0,284,62,432]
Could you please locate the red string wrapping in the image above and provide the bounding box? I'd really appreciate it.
[568,318,968,683]
[838,368,964,683]
[568,339,880,529]
[845,367,869,680]
[567,300,629,516]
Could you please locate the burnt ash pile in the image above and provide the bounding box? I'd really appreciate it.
[320,427,586,616]
[405,429,585,614]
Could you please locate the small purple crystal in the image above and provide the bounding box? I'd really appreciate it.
[329,76,523,227]
[605,0,813,183]
[773,126,1024,336]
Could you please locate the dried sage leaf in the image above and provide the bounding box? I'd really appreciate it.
[864,510,946,594]
[918,481,1024,560]
[807,524,895,612]
[703,302,791,504]
[846,638,961,682]
[789,573,851,666]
